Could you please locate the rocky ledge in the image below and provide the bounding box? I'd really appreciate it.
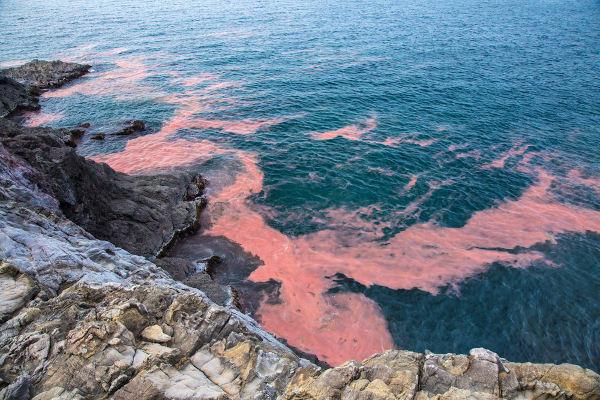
[0,62,599,400]
[1,60,91,90]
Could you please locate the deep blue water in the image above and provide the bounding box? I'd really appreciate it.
[2,0,600,369]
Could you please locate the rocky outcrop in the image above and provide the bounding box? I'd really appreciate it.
[0,59,90,121]
[0,119,205,257]
[0,60,599,399]
[0,60,91,90]
[0,76,39,117]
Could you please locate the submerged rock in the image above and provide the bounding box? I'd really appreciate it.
[112,119,146,136]
[0,59,91,90]
[90,133,105,140]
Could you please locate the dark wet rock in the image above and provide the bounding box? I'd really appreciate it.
[155,257,232,306]
[0,77,39,117]
[112,119,146,136]
[168,233,284,315]
[78,122,91,129]
[0,59,91,90]
[69,128,85,139]
[0,59,89,119]
[90,133,105,140]
[0,118,205,257]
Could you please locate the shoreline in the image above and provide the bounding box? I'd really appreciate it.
[0,59,598,399]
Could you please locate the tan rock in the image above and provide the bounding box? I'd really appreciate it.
[141,324,172,343]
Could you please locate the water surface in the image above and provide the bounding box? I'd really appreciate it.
[2,0,600,368]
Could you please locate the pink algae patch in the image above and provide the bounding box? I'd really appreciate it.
[482,143,531,169]
[183,116,287,135]
[203,161,600,365]
[312,116,377,141]
[181,73,220,87]
[403,175,418,191]
[383,136,437,148]
[455,149,482,160]
[22,112,64,127]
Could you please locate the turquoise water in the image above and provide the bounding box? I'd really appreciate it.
[2,0,600,368]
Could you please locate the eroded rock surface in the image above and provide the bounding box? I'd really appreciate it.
[0,119,205,257]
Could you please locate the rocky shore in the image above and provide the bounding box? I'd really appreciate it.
[0,60,599,399]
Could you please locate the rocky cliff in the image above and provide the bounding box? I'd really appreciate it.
[0,60,599,400]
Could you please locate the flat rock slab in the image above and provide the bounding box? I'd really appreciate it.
[0,59,91,90]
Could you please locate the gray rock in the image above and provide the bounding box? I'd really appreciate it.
[0,76,39,117]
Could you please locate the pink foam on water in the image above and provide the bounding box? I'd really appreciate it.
[92,98,230,174]
[455,149,482,160]
[22,112,64,127]
[181,73,220,87]
[482,143,531,169]
[367,167,395,176]
[312,116,377,141]
[448,144,468,152]
[383,136,437,147]
[185,116,287,135]
[202,81,242,93]
[403,175,418,192]
[203,160,600,365]
[43,56,154,100]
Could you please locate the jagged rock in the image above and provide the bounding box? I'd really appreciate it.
[0,76,39,117]
[0,374,31,400]
[0,59,90,90]
[0,118,205,257]
[420,348,502,397]
[141,325,172,343]
[112,119,146,136]
[90,133,105,140]
[501,362,600,399]
[283,351,423,400]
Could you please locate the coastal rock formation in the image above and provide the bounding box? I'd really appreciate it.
[0,118,205,257]
[0,77,39,117]
[0,61,599,399]
[0,60,91,90]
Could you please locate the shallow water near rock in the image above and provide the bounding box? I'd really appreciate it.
[2,0,599,368]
